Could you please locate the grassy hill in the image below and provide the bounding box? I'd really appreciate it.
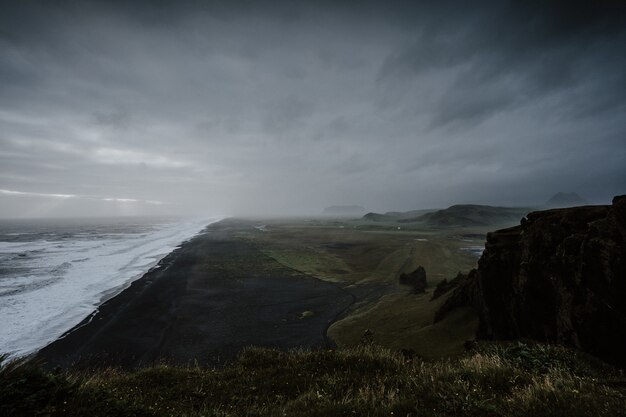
[2,343,624,417]
[362,205,531,227]
[362,209,436,222]
[409,205,531,227]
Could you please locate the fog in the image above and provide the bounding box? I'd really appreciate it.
[1,0,624,218]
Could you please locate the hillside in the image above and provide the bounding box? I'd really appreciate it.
[407,204,531,227]
[361,209,436,222]
[361,205,530,227]
[436,195,626,367]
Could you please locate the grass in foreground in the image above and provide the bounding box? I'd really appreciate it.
[2,343,625,417]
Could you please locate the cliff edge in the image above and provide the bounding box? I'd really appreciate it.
[436,195,626,367]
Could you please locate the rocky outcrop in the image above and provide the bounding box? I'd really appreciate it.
[399,266,427,293]
[436,196,626,367]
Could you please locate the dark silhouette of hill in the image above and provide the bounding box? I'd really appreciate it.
[545,192,588,208]
[361,209,435,222]
[412,204,531,226]
[362,205,530,227]
[362,212,391,221]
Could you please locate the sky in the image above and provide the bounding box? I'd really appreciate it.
[0,0,624,218]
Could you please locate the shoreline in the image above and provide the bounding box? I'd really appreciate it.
[37,219,363,369]
[0,218,212,358]
[44,243,187,350]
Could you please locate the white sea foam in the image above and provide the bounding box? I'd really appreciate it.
[0,218,219,356]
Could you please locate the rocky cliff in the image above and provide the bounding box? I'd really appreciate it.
[435,195,626,367]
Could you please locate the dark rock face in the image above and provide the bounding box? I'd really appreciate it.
[436,196,626,368]
[399,266,427,293]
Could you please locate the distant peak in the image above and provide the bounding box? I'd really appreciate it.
[545,192,588,208]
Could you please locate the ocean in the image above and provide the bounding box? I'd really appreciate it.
[0,217,215,356]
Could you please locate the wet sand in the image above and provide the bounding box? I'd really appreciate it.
[37,219,357,368]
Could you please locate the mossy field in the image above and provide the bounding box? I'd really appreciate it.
[2,343,625,417]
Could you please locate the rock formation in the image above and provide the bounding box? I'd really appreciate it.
[399,266,427,293]
[436,196,626,367]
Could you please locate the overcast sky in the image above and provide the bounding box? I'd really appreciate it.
[0,0,624,218]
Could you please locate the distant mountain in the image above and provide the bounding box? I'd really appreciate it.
[545,192,588,208]
[361,209,436,222]
[362,205,530,227]
[323,205,366,215]
[412,204,531,227]
[362,212,391,221]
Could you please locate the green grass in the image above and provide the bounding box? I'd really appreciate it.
[328,292,478,359]
[2,343,625,417]
[233,218,488,359]
[241,219,483,285]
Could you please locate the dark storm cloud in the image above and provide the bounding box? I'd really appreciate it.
[0,0,624,217]
[377,1,626,128]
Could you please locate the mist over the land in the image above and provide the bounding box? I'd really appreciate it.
[0,0,624,218]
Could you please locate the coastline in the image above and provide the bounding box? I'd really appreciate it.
[0,218,212,358]
[37,219,358,368]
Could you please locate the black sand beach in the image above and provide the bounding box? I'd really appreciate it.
[37,219,358,368]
